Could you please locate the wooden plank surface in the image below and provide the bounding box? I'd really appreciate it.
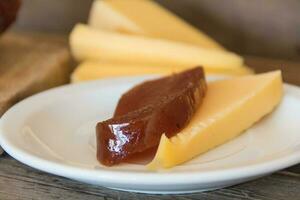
[1,154,300,200]
[0,57,299,199]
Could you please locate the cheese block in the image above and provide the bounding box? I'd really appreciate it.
[71,61,253,83]
[147,71,283,169]
[70,24,244,70]
[89,0,224,50]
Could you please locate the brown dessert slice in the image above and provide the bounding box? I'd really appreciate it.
[96,67,207,166]
[0,0,21,33]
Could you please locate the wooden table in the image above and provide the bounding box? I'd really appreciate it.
[0,57,300,200]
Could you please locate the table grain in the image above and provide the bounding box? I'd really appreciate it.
[0,56,299,200]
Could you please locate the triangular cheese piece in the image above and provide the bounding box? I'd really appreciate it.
[89,0,224,50]
[148,71,283,169]
[70,24,243,70]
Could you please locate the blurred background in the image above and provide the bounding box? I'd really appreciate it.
[12,0,300,61]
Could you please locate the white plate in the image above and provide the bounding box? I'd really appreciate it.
[1,76,300,194]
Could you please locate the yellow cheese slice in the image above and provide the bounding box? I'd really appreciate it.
[89,0,224,50]
[147,71,283,169]
[70,24,244,70]
[71,61,253,83]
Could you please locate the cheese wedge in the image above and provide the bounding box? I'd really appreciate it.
[147,71,283,169]
[71,61,254,83]
[89,0,224,50]
[70,24,243,70]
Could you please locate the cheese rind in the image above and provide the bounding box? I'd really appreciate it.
[71,61,253,83]
[147,71,283,169]
[89,0,224,50]
[70,24,243,70]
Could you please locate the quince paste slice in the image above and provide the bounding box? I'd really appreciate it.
[96,67,207,166]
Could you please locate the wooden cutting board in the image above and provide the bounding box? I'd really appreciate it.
[0,32,73,116]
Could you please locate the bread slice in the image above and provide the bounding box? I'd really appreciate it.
[0,32,72,116]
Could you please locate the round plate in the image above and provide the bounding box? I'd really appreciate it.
[1,76,300,194]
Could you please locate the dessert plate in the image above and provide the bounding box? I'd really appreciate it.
[1,76,300,194]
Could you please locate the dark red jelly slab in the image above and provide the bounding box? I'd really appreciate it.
[96,67,207,166]
[0,0,21,33]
